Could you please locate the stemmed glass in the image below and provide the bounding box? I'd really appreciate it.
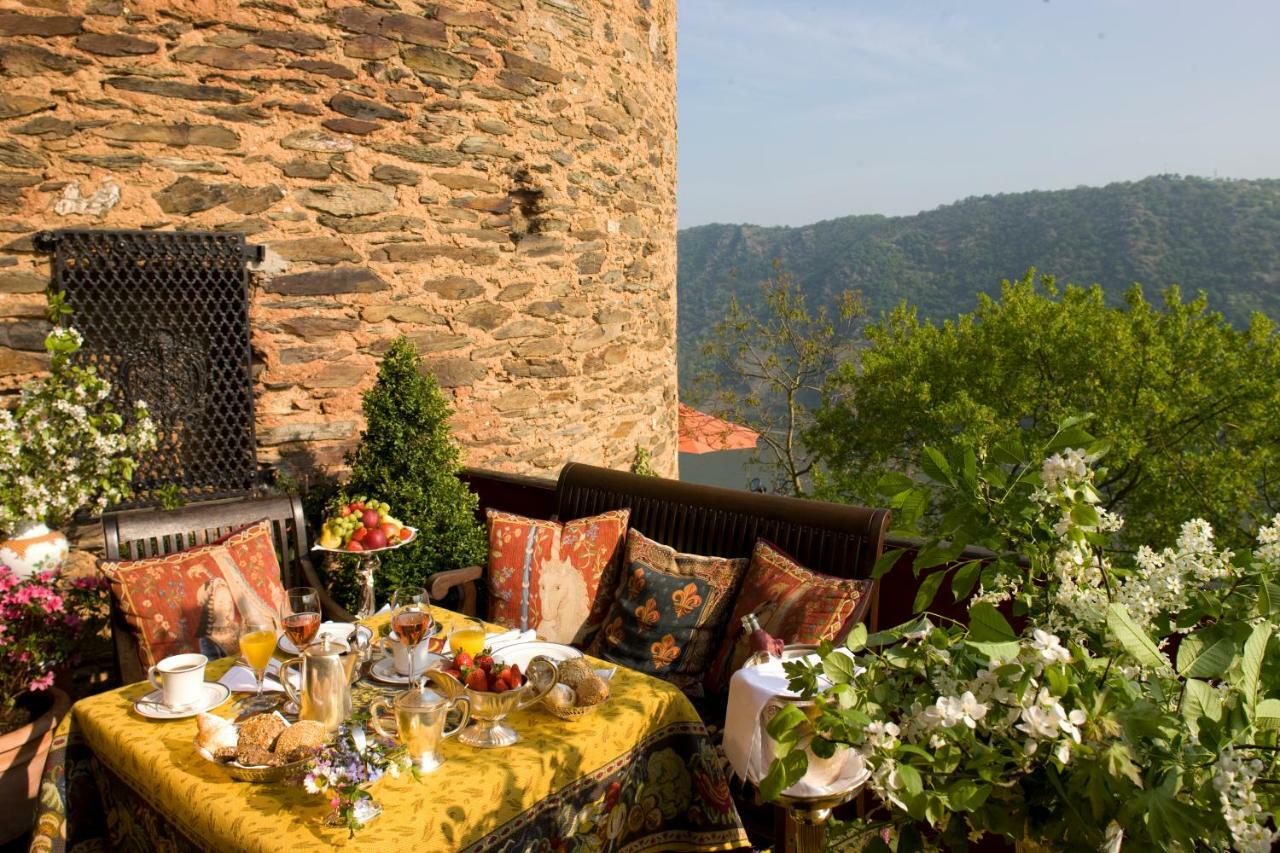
[238,613,279,713]
[281,587,321,651]
[390,587,431,687]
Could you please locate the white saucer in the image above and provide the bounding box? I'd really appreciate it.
[134,683,231,720]
[368,656,444,685]
[279,622,373,656]
[493,641,583,670]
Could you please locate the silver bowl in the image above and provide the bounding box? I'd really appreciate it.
[424,656,558,748]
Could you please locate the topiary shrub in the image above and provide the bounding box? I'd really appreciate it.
[345,337,486,601]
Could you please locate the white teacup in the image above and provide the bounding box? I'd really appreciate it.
[381,634,437,676]
[147,653,208,710]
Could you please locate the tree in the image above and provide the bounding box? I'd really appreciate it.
[345,337,486,598]
[808,270,1280,549]
[690,261,862,496]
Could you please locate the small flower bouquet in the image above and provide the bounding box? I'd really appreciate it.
[303,724,406,836]
[765,417,1280,851]
[0,564,107,733]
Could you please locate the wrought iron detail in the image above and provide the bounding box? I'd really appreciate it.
[39,229,260,508]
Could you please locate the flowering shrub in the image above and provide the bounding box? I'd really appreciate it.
[302,724,407,836]
[0,564,106,732]
[765,417,1280,851]
[0,327,156,532]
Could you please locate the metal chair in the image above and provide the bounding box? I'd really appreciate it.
[101,493,352,684]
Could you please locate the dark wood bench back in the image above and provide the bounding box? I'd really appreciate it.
[555,463,890,580]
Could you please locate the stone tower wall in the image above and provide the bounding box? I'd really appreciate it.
[0,0,678,478]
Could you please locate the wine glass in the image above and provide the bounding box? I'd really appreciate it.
[281,587,321,652]
[390,587,431,687]
[239,613,279,712]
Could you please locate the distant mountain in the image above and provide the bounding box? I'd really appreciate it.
[677,175,1280,385]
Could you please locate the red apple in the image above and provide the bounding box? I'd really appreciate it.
[361,508,381,529]
[364,528,388,550]
[378,521,399,539]
[346,540,363,552]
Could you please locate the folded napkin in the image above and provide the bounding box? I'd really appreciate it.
[218,659,300,694]
[723,650,870,798]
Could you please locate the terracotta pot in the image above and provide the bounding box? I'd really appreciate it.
[0,687,70,844]
[0,522,69,579]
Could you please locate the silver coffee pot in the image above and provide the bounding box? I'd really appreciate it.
[280,636,359,733]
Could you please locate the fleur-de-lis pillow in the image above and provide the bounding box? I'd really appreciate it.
[588,529,748,697]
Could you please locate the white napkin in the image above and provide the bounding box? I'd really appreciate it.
[723,651,871,798]
[218,659,300,694]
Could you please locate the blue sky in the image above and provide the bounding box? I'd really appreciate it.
[677,1,1280,228]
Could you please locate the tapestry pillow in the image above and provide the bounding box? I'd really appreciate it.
[706,538,873,693]
[100,519,287,671]
[588,529,748,696]
[485,509,630,645]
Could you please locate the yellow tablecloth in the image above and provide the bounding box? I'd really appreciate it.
[31,607,749,852]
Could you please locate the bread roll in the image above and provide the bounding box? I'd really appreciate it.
[195,712,238,754]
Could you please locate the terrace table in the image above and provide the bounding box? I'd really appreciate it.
[30,607,750,852]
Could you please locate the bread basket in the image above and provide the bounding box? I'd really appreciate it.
[194,743,311,783]
[541,665,616,721]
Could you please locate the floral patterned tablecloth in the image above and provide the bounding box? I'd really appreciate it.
[30,606,750,853]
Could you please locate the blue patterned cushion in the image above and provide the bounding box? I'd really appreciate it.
[588,529,747,696]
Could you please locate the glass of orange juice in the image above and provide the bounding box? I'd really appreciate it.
[239,615,278,710]
[449,617,487,659]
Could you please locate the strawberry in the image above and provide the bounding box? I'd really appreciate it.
[475,653,494,671]
[465,668,489,692]
[490,677,509,693]
[508,663,522,687]
[444,668,462,681]
[454,651,473,670]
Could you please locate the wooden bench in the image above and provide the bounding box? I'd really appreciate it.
[434,462,890,632]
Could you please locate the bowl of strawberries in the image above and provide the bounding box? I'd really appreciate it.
[424,648,558,748]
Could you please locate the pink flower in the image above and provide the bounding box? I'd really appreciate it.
[28,672,54,692]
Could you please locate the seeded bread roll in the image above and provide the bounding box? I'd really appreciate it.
[273,721,326,761]
[557,657,594,689]
[573,673,609,707]
[235,744,284,767]
[237,712,288,751]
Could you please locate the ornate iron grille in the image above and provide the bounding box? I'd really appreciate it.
[36,229,261,508]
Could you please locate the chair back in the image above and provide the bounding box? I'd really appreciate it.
[554,463,890,580]
[100,494,311,684]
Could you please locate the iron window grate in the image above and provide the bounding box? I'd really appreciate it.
[37,229,261,509]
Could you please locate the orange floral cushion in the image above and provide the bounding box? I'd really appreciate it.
[588,529,747,697]
[100,520,287,671]
[485,509,630,645]
[706,539,873,693]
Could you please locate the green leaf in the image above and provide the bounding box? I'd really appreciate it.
[1181,678,1223,735]
[759,749,807,801]
[867,616,931,647]
[1105,604,1169,670]
[844,623,868,652]
[914,540,966,570]
[1046,425,1095,452]
[871,547,907,580]
[1176,631,1236,679]
[968,601,1017,643]
[950,560,981,601]
[822,651,858,684]
[947,780,990,812]
[1255,698,1280,729]
[912,570,947,613]
[1070,503,1101,528]
[765,703,808,745]
[921,446,953,485]
[1239,622,1271,710]
[961,447,977,488]
[895,762,924,796]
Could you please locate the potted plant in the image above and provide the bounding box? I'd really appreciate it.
[0,564,107,843]
[0,325,156,576]
[764,417,1280,850]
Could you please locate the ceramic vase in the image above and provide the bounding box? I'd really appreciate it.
[0,522,69,578]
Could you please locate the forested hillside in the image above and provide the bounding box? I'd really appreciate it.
[677,175,1280,384]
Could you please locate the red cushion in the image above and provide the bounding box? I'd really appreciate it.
[100,519,287,671]
[485,509,629,645]
[706,538,873,693]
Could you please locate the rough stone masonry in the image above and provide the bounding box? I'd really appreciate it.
[0,0,679,478]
